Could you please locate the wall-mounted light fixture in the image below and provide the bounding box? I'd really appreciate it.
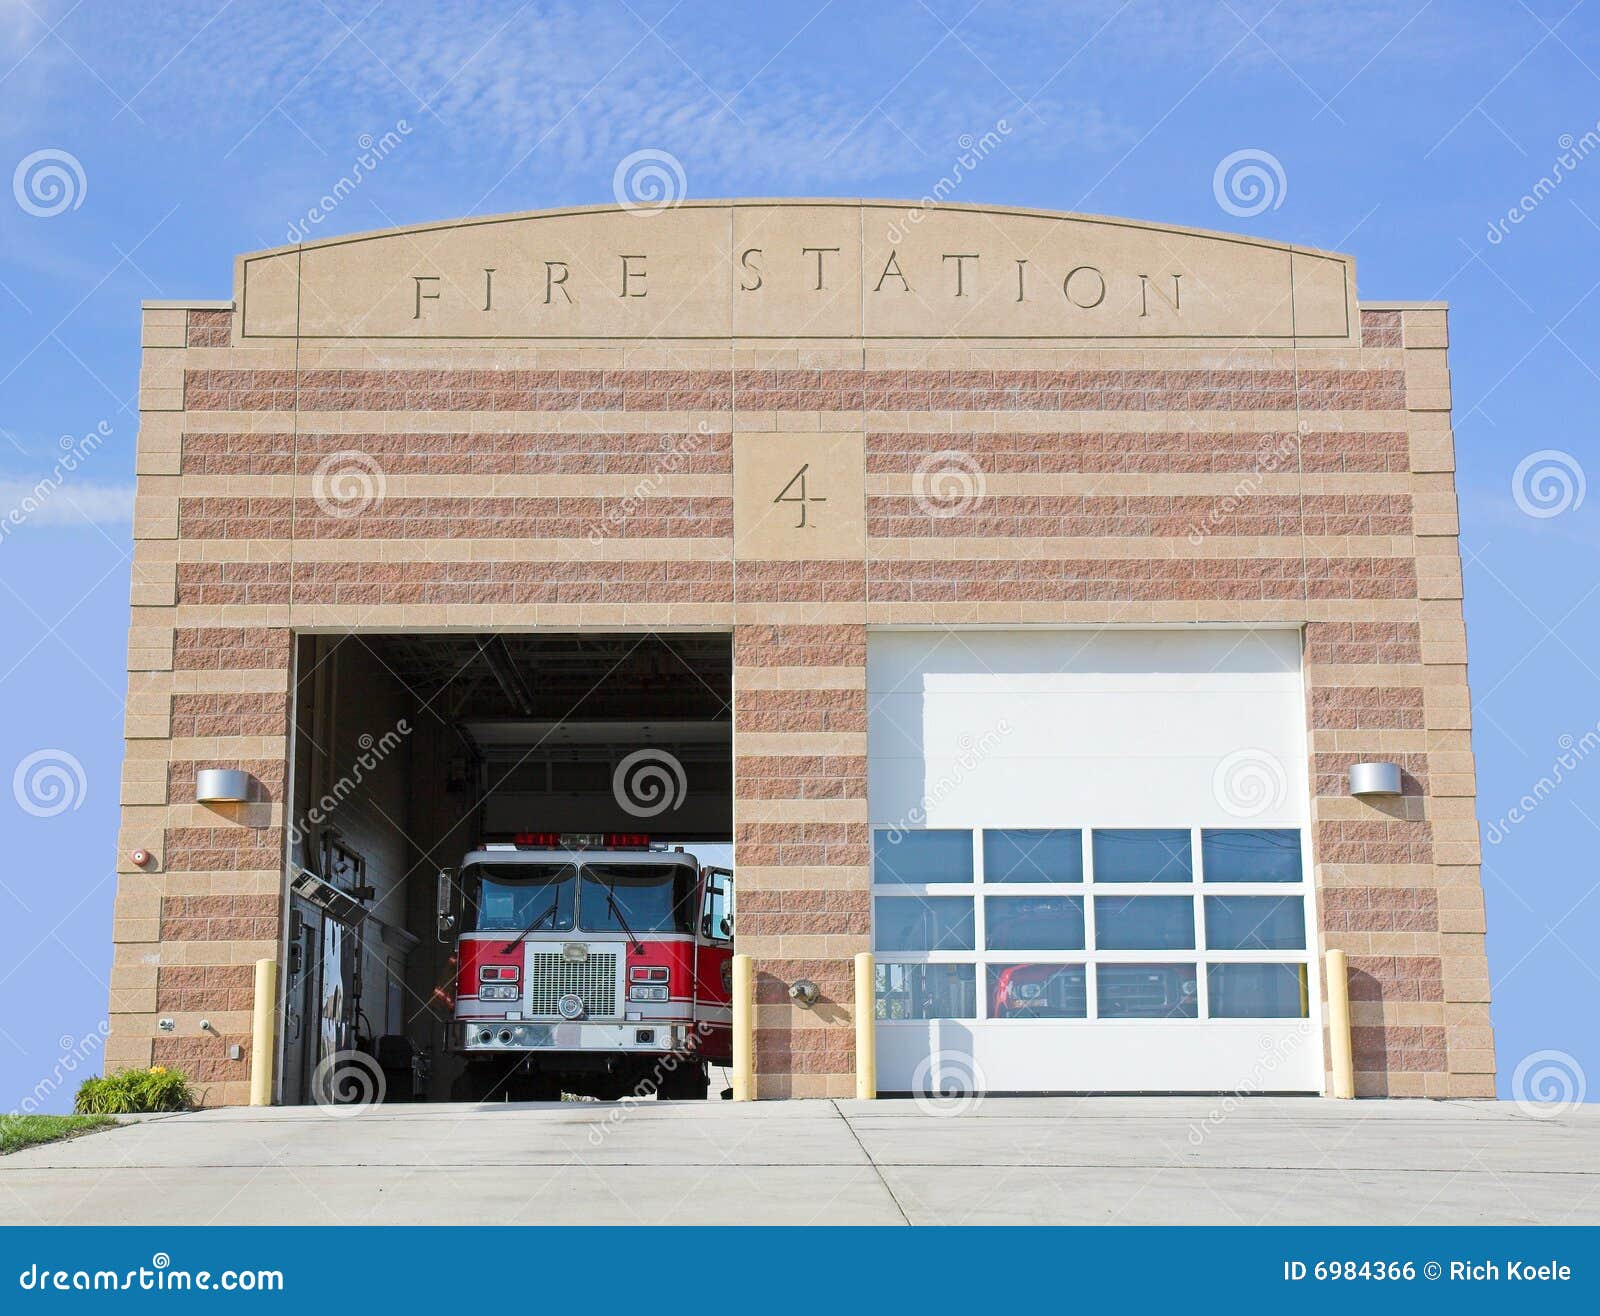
[1348,761,1402,798]
[788,979,820,1007]
[195,768,253,804]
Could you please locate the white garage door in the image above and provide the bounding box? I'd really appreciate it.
[867,627,1323,1095]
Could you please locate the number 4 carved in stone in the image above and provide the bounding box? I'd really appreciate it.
[773,463,827,529]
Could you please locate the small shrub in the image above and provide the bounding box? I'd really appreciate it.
[74,1065,194,1115]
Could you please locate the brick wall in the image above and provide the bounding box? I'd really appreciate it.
[111,288,1491,1102]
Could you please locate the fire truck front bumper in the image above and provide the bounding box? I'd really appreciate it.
[452,1020,699,1055]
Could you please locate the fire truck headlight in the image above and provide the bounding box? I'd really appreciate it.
[479,984,520,1002]
[628,985,669,1002]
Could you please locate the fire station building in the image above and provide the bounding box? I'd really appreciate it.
[110,200,1493,1106]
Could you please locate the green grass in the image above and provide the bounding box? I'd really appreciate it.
[0,1114,117,1155]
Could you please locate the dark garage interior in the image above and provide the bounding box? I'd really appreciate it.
[280,630,733,1104]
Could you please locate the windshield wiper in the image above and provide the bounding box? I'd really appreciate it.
[604,877,643,956]
[500,895,561,954]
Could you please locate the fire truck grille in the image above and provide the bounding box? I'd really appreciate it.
[525,951,619,1019]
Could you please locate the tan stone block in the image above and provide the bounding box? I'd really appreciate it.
[109,983,156,1013]
[1440,909,1484,934]
[110,962,159,990]
[1423,686,1472,729]
[1405,387,1452,412]
[104,1035,154,1070]
[138,352,184,390]
[1444,1002,1492,1029]
[1411,492,1459,536]
[733,431,865,562]
[1403,309,1449,348]
[138,386,184,412]
[1440,964,1491,1003]
[1409,428,1456,473]
[1415,559,1463,600]
[141,308,186,345]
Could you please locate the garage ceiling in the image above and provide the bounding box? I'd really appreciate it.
[342,632,732,723]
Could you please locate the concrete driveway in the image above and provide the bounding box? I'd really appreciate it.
[2,1097,1595,1226]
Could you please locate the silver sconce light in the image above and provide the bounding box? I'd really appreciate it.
[1348,761,1402,798]
[195,768,253,804]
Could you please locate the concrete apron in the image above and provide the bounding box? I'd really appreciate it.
[1,1097,1595,1227]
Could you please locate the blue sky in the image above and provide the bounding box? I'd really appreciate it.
[1,0,1596,1111]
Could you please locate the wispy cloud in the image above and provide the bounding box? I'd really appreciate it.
[0,479,135,527]
[32,2,1135,198]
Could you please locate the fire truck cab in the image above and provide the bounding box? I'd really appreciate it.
[439,833,733,1101]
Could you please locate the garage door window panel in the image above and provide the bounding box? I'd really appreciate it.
[1091,829,1193,882]
[982,829,1083,883]
[1094,895,1197,950]
[875,963,976,1019]
[873,829,974,885]
[1207,963,1309,1018]
[988,964,1087,1018]
[1097,963,1199,1019]
[1204,896,1306,951]
[1201,829,1303,883]
[873,896,975,952]
[984,896,1085,950]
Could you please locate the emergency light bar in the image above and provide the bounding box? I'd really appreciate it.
[510,831,652,850]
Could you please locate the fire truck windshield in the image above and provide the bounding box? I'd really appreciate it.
[462,863,577,933]
[578,863,697,935]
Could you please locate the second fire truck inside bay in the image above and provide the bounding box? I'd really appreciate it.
[438,833,734,1101]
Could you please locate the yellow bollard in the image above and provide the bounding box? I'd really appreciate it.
[854,951,876,1100]
[731,953,755,1102]
[249,957,278,1107]
[1325,948,1354,1099]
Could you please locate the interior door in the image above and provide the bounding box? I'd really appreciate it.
[280,902,319,1104]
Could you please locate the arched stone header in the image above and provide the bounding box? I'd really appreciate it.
[235,199,1356,345]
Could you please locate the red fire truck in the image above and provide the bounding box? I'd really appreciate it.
[438,833,733,1101]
